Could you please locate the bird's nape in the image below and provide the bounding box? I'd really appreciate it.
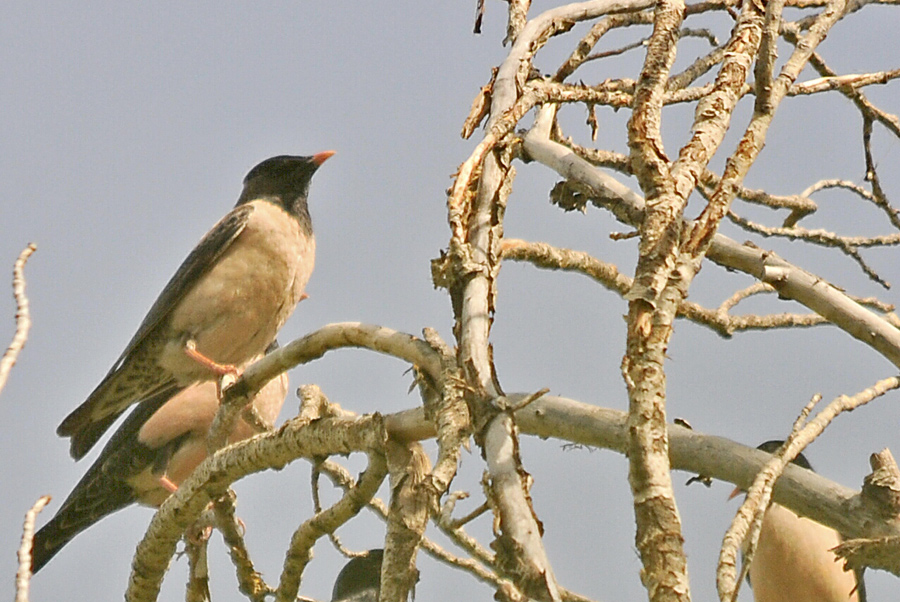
[237,151,335,211]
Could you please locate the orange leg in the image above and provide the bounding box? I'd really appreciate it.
[159,475,179,493]
[184,339,240,377]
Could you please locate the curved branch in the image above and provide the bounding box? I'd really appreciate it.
[126,413,388,602]
[274,450,388,602]
[717,376,900,600]
[502,237,828,336]
[208,322,442,452]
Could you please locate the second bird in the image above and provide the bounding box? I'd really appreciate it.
[734,441,865,602]
[32,349,289,573]
[57,152,333,459]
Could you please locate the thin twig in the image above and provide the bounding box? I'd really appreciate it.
[1,243,36,396]
[213,489,273,601]
[791,68,900,95]
[16,495,51,602]
[184,526,211,602]
[784,25,900,139]
[727,211,896,288]
[274,451,388,602]
[801,179,900,231]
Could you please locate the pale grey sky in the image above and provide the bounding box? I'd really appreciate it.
[2,2,899,601]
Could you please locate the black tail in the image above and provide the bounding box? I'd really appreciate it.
[31,511,81,574]
[37,386,189,572]
[31,464,137,573]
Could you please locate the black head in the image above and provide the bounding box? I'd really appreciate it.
[236,152,334,217]
[757,440,814,472]
[331,549,383,602]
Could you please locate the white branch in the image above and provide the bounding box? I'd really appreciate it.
[386,393,900,541]
[0,243,36,396]
[524,105,900,368]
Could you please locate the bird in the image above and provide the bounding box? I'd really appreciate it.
[331,549,384,602]
[31,347,289,573]
[56,152,333,460]
[731,440,865,602]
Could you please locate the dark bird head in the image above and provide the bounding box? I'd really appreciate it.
[729,440,815,500]
[237,152,335,218]
[756,440,814,471]
[331,549,384,602]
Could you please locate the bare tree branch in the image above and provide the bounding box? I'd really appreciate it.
[783,24,900,139]
[523,107,900,368]
[274,449,388,602]
[184,521,212,602]
[791,68,900,95]
[835,450,900,576]
[126,412,389,602]
[209,322,442,454]
[501,237,828,336]
[16,495,50,602]
[727,210,897,287]
[213,489,272,602]
[387,392,900,541]
[1,243,36,397]
[381,442,430,602]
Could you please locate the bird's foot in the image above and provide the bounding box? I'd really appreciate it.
[184,340,241,378]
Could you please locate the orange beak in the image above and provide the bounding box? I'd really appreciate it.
[312,150,336,165]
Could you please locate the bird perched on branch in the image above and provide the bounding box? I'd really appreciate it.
[31,348,289,573]
[731,440,865,602]
[331,549,384,602]
[56,152,333,459]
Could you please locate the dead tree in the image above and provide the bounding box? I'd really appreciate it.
[9,2,900,601]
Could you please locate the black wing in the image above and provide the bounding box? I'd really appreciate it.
[109,203,255,373]
[57,205,254,452]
